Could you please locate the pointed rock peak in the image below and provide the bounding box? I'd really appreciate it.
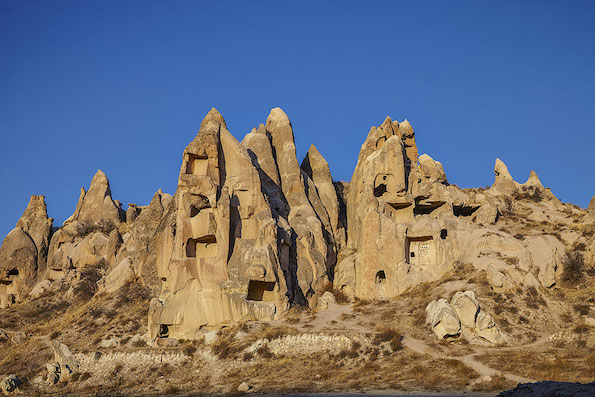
[89,169,112,196]
[380,116,396,137]
[524,170,543,187]
[267,107,291,126]
[200,107,227,130]
[418,153,434,164]
[381,116,393,128]
[91,169,109,185]
[494,158,512,178]
[303,144,329,170]
[588,195,595,213]
[399,119,412,128]
[256,123,266,134]
[307,144,321,158]
[301,144,332,182]
[25,195,48,214]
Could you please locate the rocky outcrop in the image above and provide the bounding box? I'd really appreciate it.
[335,116,485,299]
[492,158,518,194]
[147,108,292,339]
[0,228,38,308]
[15,195,53,271]
[45,341,79,384]
[426,291,503,343]
[0,106,587,348]
[301,144,346,251]
[0,195,54,307]
[64,170,121,226]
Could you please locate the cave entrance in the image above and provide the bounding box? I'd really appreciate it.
[375,270,386,285]
[453,205,480,217]
[186,235,217,258]
[158,324,170,338]
[246,280,276,302]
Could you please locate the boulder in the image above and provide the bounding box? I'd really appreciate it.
[316,291,336,311]
[450,291,479,328]
[0,374,20,395]
[428,292,503,343]
[237,381,252,392]
[425,298,461,339]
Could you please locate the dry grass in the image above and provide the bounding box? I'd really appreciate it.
[476,349,595,383]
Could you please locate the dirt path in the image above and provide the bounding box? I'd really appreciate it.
[402,335,534,385]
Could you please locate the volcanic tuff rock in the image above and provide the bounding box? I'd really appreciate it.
[0,106,592,345]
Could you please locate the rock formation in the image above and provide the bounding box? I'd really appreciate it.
[0,106,591,346]
[426,291,503,343]
[492,158,518,194]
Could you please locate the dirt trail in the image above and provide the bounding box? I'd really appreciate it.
[402,335,534,385]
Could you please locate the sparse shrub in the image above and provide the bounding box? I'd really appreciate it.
[49,331,61,340]
[74,263,105,300]
[519,315,529,324]
[374,328,403,352]
[502,196,514,215]
[573,324,589,334]
[256,345,273,358]
[74,220,116,237]
[132,339,146,347]
[183,345,196,357]
[574,242,587,251]
[111,362,124,377]
[561,252,585,285]
[164,385,180,395]
[573,304,590,316]
[514,233,524,240]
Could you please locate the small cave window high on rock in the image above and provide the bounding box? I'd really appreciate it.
[246,280,276,302]
[374,174,396,198]
[158,324,170,338]
[185,154,208,175]
[186,235,217,258]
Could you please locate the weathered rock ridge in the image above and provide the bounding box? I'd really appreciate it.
[1,107,592,345]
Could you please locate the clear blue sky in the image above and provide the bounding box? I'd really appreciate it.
[1,0,594,238]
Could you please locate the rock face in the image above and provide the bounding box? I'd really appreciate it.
[148,109,291,339]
